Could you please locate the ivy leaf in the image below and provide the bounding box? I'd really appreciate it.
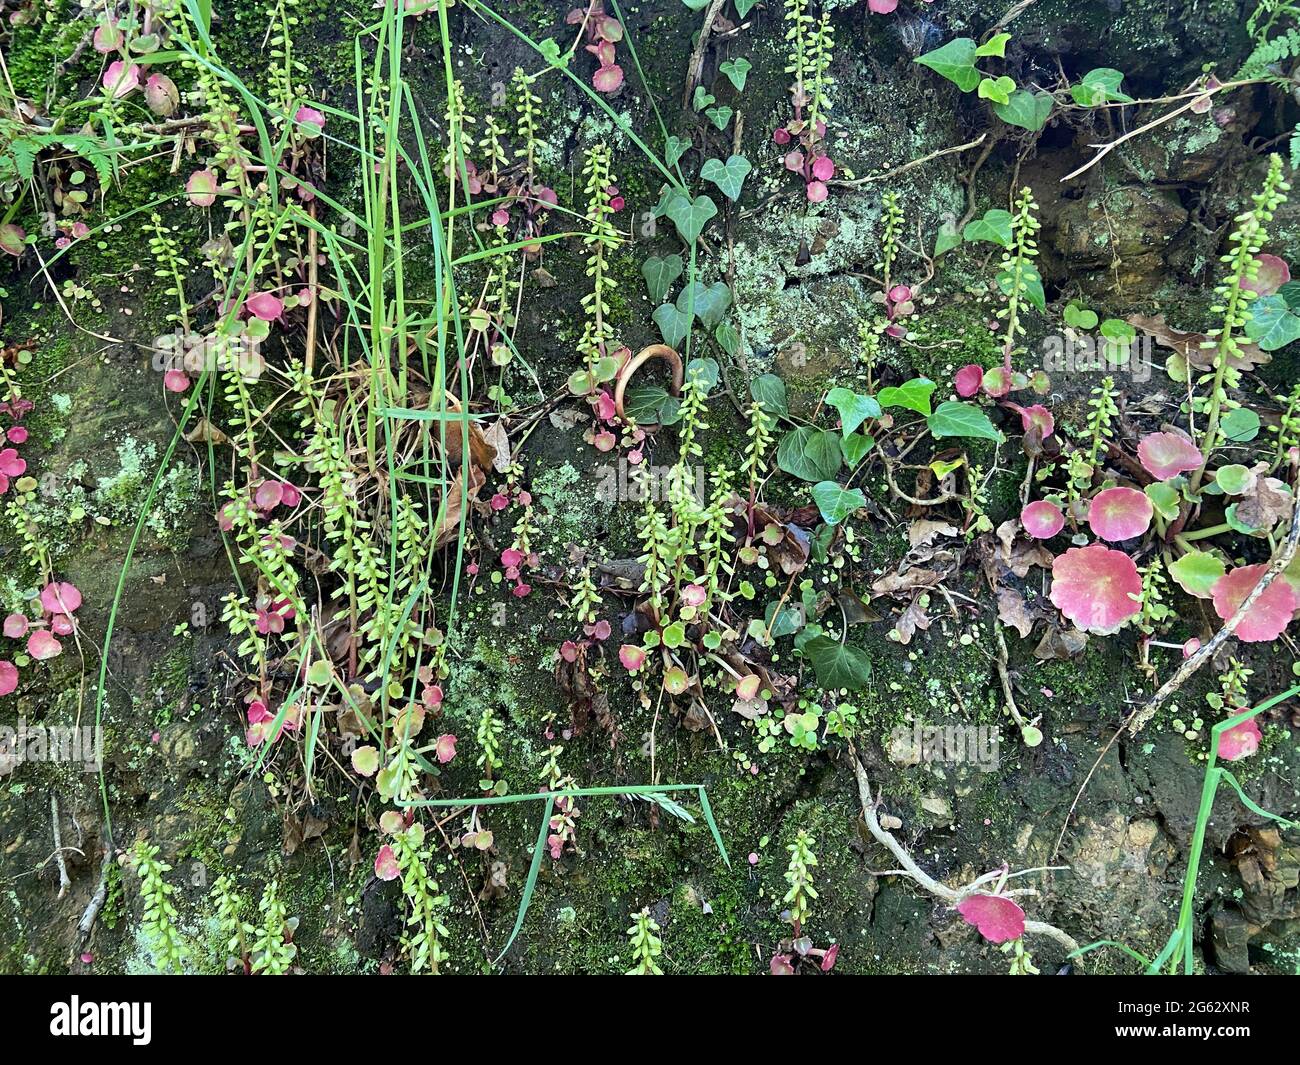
[915,38,980,93]
[750,374,788,417]
[927,400,1004,442]
[802,635,872,690]
[934,220,963,257]
[1278,280,1300,309]
[993,89,1053,131]
[700,154,752,201]
[962,208,1013,247]
[664,135,690,168]
[652,302,690,347]
[877,377,935,416]
[975,33,1011,58]
[734,0,760,14]
[1245,294,1300,351]
[764,602,804,639]
[624,384,678,425]
[664,191,718,245]
[842,433,874,468]
[641,253,684,303]
[1070,68,1133,107]
[705,106,733,130]
[676,280,732,328]
[777,427,842,482]
[714,321,740,357]
[977,75,1016,105]
[825,387,882,437]
[685,356,720,393]
[681,0,712,8]
[811,481,866,525]
[719,57,752,92]
[692,86,715,111]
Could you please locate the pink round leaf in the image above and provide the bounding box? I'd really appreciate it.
[954,364,983,398]
[956,894,1026,944]
[435,733,458,764]
[1087,486,1153,542]
[593,63,624,93]
[619,644,646,672]
[1138,430,1201,481]
[0,660,16,696]
[0,449,26,477]
[186,169,219,208]
[1050,545,1143,634]
[1021,500,1065,539]
[102,60,140,98]
[40,582,81,615]
[868,0,899,11]
[27,630,62,661]
[1010,403,1054,438]
[163,369,190,393]
[93,20,123,53]
[374,844,400,881]
[1242,254,1290,297]
[805,180,828,203]
[294,106,327,137]
[1211,565,1297,643]
[3,613,28,639]
[1217,718,1263,762]
[245,291,284,322]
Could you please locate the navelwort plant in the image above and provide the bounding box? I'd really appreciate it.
[625,908,665,975]
[130,840,187,973]
[1191,153,1289,492]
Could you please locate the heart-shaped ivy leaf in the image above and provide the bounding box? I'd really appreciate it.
[1070,67,1134,107]
[877,377,935,416]
[825,387,882,438]
[802,635,872,690]
[993,89,1053,131]
[642,253,684,303]
[692,85,715,111]
[652,302,690,347]
[700,154,752,201]
[962,208,1013,247]
[914,38,981,93]
[705,105,733,130]
[841,433,874,468]
[927,401,1004,442]
[664,191,718,245]
[676,280,732,328]
[664,135,690,168]
[777,427,842,482]
[719,57,752,92]
[1246,294,1300,351]
[750,373,789,417]
[977,75,1016,105]
[811,481,866,525]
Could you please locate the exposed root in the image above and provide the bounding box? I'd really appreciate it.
[850,752,1079,959]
